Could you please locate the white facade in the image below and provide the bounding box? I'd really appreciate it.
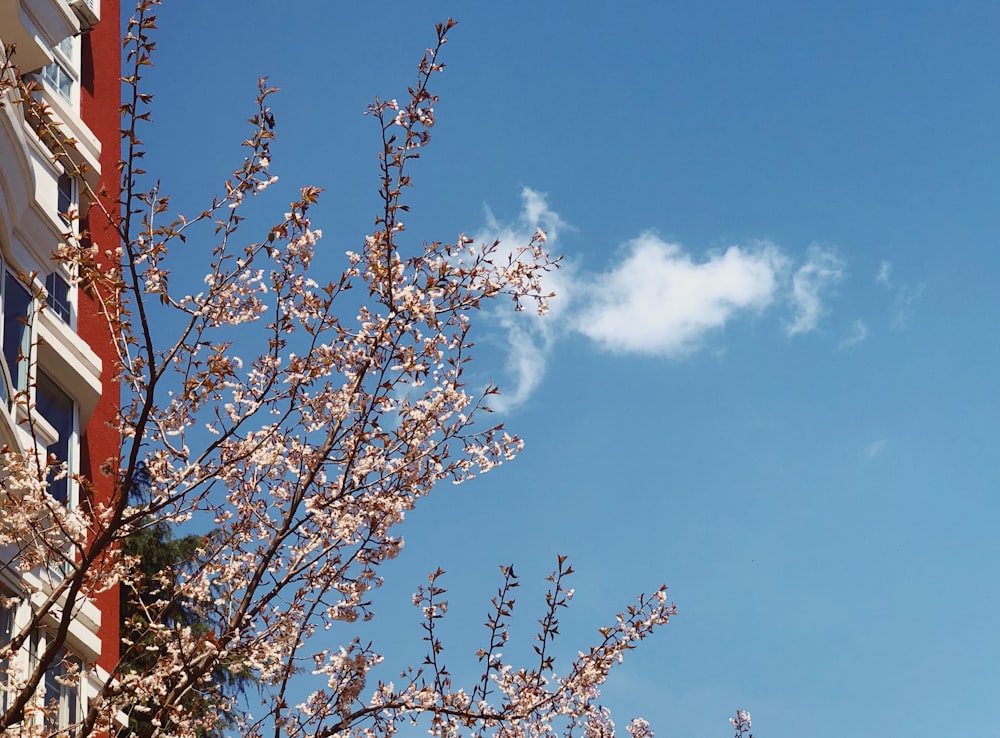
[0,0,110,732]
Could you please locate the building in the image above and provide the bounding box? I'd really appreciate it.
[0,0,120,733]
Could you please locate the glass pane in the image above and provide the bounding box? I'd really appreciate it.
[42,62,72,101]
[56,37,73,59]
[44,655,60,707]
[45,272,72,323]
[42,63,57,89]
[44,648,70,733]
[2,271,31,395]
[57,174,74,224]
[58,70,72,100]
[36,371,74,505]
[0,602,12,713]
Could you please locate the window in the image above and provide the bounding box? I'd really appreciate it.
[45,271,72,324]
[55,37,73,60]
[1,269,32,404]
[42,60,73,101]
[35,371,76,506]
[43,649,80,735]
[29,633,81,736]
[0,601,13,713]
[42,38,76,103]
[57,173,76,227]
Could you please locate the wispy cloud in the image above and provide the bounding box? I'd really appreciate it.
[785,245,844,336]
[573,234,785,356]
[488,316,549,413]
[477,190,850,409]
[890,283,925,330]
[479,187,573,316]
[838,319,869,350]
[475,188,565,412]
[876,260,892,287]
[864,438,888,458]
[875,259,924,329]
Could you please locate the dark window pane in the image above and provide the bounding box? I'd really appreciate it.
[44,648,79,733]
[57,174,74,225]
[45,272,71,323]
[2,271,31,395]
[36,371,74,505]
[0,602,12,713]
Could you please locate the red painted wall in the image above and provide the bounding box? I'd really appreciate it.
[78,1,121,677]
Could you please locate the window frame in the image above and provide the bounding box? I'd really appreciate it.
[41,36,78,106]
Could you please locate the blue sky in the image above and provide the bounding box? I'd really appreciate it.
[137,2,1000,736]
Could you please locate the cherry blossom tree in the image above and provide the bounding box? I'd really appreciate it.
[0,3,690,737]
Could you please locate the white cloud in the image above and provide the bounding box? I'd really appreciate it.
[785,245,844,336]
[482,187,566,244]
[520,188,562,240]
[479,187,572,317]
[837,319,869,350]
[573,234,785,356]
[488,317,549,413]
[876,260,892,287]
[476,190,851,410]
[475,188,567,411]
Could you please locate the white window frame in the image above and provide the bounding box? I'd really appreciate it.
[41,36,79,108]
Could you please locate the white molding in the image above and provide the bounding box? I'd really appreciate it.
[23,568,102,662]
[36,304,102,426]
